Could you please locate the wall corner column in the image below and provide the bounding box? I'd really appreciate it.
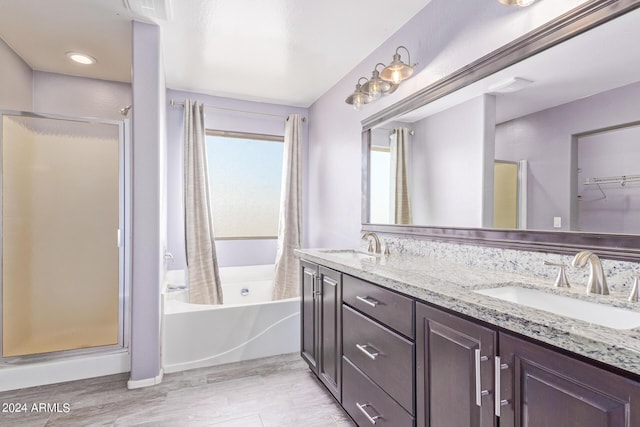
[129,20,164,386]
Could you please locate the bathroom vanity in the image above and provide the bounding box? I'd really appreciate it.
[297,249,640,427]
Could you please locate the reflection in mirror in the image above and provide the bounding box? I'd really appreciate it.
[370,126,414,224]
[367,7,640,234]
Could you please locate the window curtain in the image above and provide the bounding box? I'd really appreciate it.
[390,128,413,225]
[273,114,303,300]
[184,100,223,305]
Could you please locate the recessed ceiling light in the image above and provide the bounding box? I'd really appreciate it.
[66,52,96,65]
[498,0,537,6]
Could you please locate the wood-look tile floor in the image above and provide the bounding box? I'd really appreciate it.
[0,353,355,427]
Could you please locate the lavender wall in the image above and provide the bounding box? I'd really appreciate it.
[130,20,164,383]
[411,95,496,227]
[577,125,640,233]
[33,71,131,119]
[307,0,588,248]
[0,38,33,111]
[495,80,640,231]
[165,89,308,270]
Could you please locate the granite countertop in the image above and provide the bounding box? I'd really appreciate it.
[296,248,640,377]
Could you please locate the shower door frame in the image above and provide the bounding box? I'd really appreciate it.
[0,110,131,363]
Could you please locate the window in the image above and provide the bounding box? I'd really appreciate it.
[369,146,391,224]
[206,131,284,239]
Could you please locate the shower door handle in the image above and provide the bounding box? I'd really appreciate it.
[117,229,122,247]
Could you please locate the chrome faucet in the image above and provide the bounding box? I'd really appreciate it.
[629,273,640,302]
[571,251,609,295]
[543,260,570,288]
[361,232,381,255]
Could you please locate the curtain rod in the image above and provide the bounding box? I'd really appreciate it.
[374,126,415,135]
[169,99,306,122]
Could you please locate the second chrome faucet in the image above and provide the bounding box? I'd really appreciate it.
[571,250,609,295]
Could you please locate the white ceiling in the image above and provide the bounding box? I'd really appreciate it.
[159,0,431,106]
[0,0,132,83]
[0,0,432,107]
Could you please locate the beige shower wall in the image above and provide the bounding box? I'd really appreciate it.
[2,116,120,357]
[2,118,34,354]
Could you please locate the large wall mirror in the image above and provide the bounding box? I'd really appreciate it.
[362,0,640,260]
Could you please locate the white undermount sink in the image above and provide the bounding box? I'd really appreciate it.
[474,286,640,330]
[319,249,378,262]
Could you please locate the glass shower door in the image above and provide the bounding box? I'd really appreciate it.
[1,113,124,358]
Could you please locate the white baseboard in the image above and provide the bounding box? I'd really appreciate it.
[127,368,164,389]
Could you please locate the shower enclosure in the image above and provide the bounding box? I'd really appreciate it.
[0,111,128,361]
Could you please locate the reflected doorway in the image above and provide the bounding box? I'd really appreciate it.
[493,160,527,229]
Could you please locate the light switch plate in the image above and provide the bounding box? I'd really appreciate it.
[553,217,562,228]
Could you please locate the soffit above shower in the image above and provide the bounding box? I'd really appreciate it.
[0,0,432,106]
[0,0,133,83]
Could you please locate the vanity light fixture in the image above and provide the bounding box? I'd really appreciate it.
[66,52,97,65]
[345,77,373,111]
[498,0,537,6]
[345,46,415,110]
[362,63,396,101]
[380,46,416,84]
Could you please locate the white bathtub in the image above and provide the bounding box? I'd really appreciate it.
[161,265,300,373]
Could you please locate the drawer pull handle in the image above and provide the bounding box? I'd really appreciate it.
[474,349,490,406]
[356,344,380,360]
[494,356,510,417]
[356,295,380,307]
[356,402,382,424]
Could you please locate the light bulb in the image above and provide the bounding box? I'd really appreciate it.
[353,101,362,111]
[392,70,401,84]
[369,82,382,100]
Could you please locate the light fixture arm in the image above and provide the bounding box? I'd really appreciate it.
[395,46,412,66]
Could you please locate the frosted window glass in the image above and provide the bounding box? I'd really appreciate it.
[370,149,391,224]
[207,135,284,239]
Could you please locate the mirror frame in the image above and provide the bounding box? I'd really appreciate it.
[361,0,640,262]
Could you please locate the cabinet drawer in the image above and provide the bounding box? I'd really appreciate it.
[343,274,414,338]
[343,305,415,413]
[343,357,414,427]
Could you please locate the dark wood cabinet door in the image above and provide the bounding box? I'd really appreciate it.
[500,332,640,427]
[343,305,415,413]
[300,260,318,374]
[416,303,497,427]
[319,266,342,401]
